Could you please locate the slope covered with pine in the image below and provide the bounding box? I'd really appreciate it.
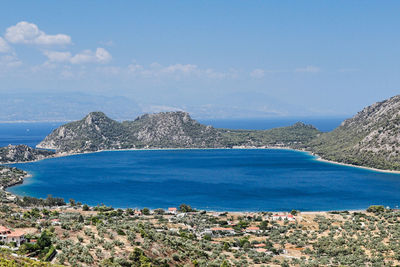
[308,95,400,170]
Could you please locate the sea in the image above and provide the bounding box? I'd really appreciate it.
[4,117,400,211]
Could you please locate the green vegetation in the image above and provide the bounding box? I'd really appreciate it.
[16,195,65,207]
[2,200,400,266]
[38,111,321,153]
[220,122,320,148]
[307,95,400,170]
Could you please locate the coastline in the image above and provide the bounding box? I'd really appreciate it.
[314,156,400,174]
[3,145,400,212]
[53,146,400,175]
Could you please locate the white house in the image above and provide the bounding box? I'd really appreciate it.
[244,226,260,234]
[168,207,177,214]
[271,214,296,221]
[0,226,25,247]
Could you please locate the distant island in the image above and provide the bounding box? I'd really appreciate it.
[36,111,320,152]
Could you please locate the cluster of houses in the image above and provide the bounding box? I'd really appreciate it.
[0,226,25,247]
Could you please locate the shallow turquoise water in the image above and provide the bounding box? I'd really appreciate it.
[8,149,400,211]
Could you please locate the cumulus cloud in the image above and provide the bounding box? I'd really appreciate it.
[250,69,265,78]
[0,37,11,53]
[43,48,112,64]
[43,51,72,62]
[5,21,71,45]
[70,48,112,64]
[295,66,320,73]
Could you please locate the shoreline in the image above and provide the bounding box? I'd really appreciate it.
[46,146,400,175]
[314,156,400,174]
[3,146,399,213]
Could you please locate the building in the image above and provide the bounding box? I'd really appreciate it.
[168,207,177,214]
[244,226,260,233]
[271,214,296,221]
[0,226,25,246]
[6,230,25,246]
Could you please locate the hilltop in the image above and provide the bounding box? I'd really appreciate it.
[37,111,320,153]
[308,95,400,170]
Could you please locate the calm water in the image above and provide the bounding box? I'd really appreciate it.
[9,149,400,211]
[0,122,63,147]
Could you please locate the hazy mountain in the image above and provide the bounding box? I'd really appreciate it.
[0,92,141,122]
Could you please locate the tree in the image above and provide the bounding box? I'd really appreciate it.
[69,199,76,206]
[37,230,52,249]
[367,205,385,213]
[142,208,150,215]
[82,204,89,211]
[179,204,193,212]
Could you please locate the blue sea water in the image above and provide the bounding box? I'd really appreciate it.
[0,122,63,148]
[4,118,400,211]
[9,149,400,211]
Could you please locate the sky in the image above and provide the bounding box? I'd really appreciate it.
[0,1,399,120]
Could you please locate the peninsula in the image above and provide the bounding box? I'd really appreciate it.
[34,94,400,171]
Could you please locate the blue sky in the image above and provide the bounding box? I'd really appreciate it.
[0,1,399,119]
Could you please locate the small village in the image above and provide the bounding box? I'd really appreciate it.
[0,198,399,266]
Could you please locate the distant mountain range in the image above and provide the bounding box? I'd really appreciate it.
[0,91,325,122]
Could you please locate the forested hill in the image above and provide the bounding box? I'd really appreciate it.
[307,95,400,170]
[37,111,320,153]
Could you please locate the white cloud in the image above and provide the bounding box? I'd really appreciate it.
[0,37,11,53]
[0,54,22,68]
[161,64,198,74]
[94,48,112,63]
[295,66,320,73]
[43,48,112,64]
[43,50,72,62]
[70,48,112,64]
[5,21,71,45]
[250,69,265,78]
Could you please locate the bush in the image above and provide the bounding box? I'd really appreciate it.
[367,205,385,213]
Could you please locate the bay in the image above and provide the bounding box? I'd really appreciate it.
[9,149,400,211]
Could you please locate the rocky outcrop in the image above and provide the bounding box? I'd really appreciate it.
[0,145,55,164]
[37,111,321,153]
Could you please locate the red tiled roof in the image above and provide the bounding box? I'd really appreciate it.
[246,227,260,230]
[0,226,10,232]
[254,243,266,247]
[8,230,24,237]
[168,207,177,211]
